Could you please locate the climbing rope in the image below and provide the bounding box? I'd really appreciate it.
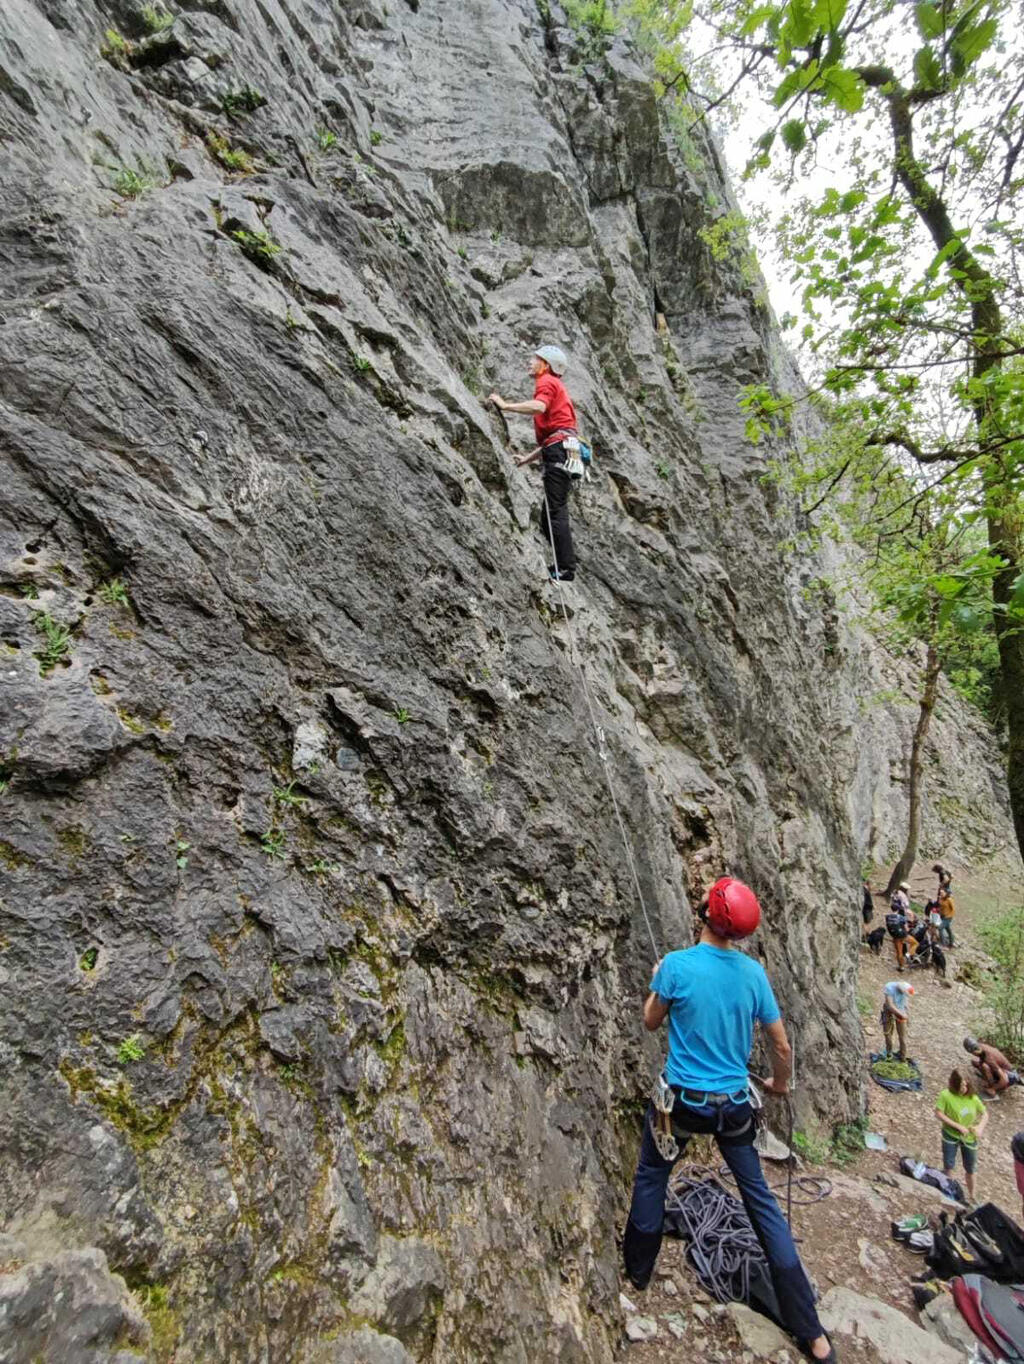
[540,479,663,965]
[664,1168,774,1307]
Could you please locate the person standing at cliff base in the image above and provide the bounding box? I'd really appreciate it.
[622,877,837,1362]
[488,346,579,582]
[881,979,914,1060]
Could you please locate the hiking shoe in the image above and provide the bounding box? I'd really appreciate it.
[908,1230,934,1253]
[892,1214,929,1241]
[548,565,575,582]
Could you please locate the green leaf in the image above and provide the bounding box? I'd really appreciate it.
[781,118,808,152]
[739,3,779,37]
[783,0,815,47]
[821,65,865,112]
[951,16,997,67]
[914,1,945,37]
[811,0,847,30]
[913,44,942,90]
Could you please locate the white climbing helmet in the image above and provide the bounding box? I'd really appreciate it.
[534,344,567,375]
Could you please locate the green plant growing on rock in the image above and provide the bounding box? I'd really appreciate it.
[655,460,670,479]
[370,129,383,146]
[140,4,174,32]
[393,707,411,725]
[562,0,617,60]
[99,577,130,607]
[100,27,133,62]
[174,839,190,870]
[273,780,307,809]
[306,859,339,876]
[113,165,157,199]
[261,827,286,860]
[790,1128,830,1165]
[231,229,281,265]
[350,352,371,373]
[221,85,265,117]
[80,947,99,971]
[32,612,71,675]
[316,126,337,151]
[830,1117,868,1168]
[206,131,254,173]
[135,1284,180,1357]
[117,1034,146,1065]
[18,582,38,599]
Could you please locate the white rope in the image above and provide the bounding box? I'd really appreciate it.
[540,475,662,965]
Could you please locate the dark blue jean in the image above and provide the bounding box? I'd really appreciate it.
[623,1097,824,1344]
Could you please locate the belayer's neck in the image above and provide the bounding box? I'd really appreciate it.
[700,927,733,950]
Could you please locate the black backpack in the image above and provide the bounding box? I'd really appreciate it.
[886,911,907,939]
[927,1203,1024,1283]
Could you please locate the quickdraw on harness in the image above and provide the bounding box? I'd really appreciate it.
[649,1072,762,1165]
[544,429,594,481]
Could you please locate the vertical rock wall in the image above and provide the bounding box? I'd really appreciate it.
[0,0,1015,1359]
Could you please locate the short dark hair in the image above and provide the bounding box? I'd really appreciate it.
[950,1068,974,1095]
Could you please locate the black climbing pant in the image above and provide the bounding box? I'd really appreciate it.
[539,449,576,575]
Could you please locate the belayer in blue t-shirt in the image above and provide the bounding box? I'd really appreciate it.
[623,876,836,1364]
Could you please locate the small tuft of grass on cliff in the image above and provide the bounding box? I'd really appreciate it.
[221,84,266,118]
[117,1034,146,1065]
[140,4,174,32]
[206,131,254,174]
[32,612,72,675]
[232,229,282,266]
[113,165,157,199]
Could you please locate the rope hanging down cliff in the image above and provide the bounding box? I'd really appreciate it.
[540,479,663,966]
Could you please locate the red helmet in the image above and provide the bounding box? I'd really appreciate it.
[706,877,761,940]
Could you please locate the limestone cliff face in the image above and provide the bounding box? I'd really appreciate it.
[0,1,1015,1360]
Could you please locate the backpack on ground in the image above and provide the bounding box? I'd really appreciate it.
[927,1203,1024,1282]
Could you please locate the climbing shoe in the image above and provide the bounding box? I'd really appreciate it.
[548,565,575,582]
[799,1334,838,1362]
[908,1230,934,1253]
[891,1214,929,1242]
[911,1279,943,1309]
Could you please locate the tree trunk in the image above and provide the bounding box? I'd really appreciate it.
[886,644,941,897]
[989,510,1024,861]
[867,73,1024,871]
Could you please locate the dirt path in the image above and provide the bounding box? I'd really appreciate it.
[613,859,1024,1362]
[850,862,1023,1214]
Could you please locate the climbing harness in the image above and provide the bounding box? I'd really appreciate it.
[540,480,661,966]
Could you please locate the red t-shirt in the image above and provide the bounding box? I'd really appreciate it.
[533,373,577,445]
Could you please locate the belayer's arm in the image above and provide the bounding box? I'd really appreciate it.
[643,992,669,1031]
[761,1018,792,1095]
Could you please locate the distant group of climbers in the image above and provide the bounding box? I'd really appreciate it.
[861,862,956,972]
[869,865,1022,1208]
[489,345,589,583]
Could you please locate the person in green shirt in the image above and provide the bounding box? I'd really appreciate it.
[934,1068,988,1201]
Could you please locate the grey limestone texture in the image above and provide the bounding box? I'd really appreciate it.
[0,0,1017,1360]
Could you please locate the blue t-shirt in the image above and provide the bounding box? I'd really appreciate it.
[651,942,781,1092]
[883,981,911,1013]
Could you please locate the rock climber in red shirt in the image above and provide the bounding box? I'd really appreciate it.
[488,345,579,582]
